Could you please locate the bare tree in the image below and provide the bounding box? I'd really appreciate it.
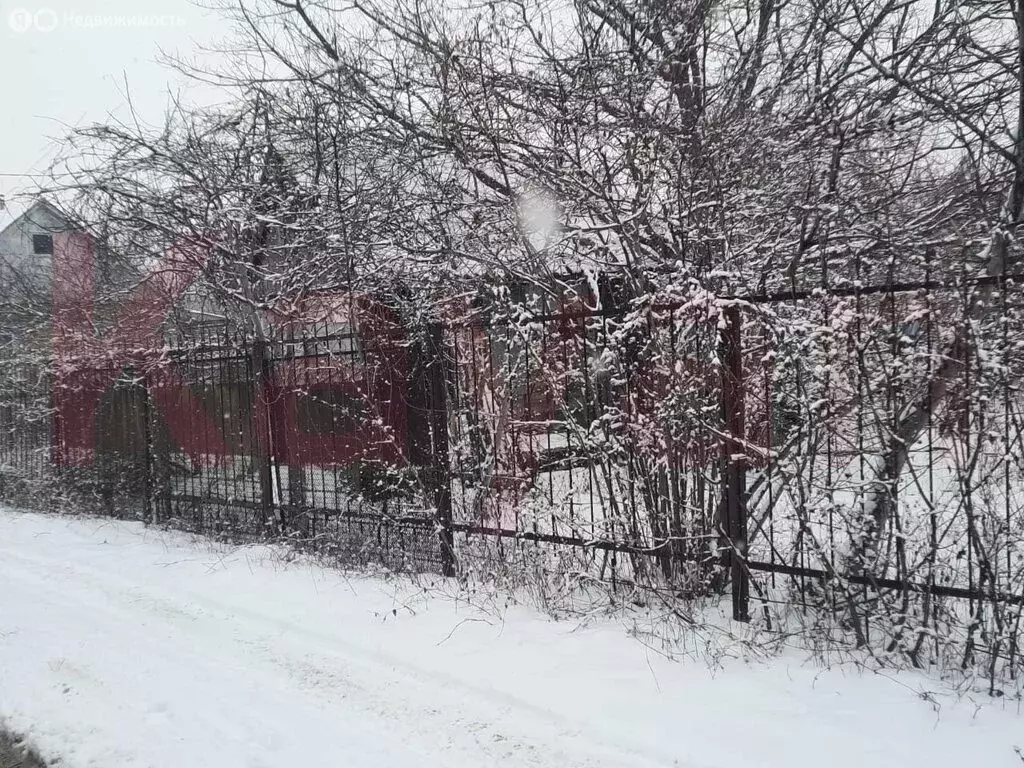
[23,0,1024,683]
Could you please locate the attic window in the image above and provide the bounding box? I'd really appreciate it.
[32,234,53,255]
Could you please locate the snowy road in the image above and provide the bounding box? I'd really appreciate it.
[0,510,1022,768]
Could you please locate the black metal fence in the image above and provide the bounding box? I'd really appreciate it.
[1,270,1023,684]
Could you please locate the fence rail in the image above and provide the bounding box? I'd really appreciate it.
[2,270,1023,684]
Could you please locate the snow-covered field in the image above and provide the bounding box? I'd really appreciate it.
[0,509,1022,768]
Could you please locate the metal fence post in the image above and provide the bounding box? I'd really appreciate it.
[721,305,750,622]
[142,383,155,523]
[250,337,277,533]
[426,322,455,577]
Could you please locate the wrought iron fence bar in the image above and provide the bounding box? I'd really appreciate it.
[450,521,717,553]
[461,272,1024,328]
[746,560,1024,606]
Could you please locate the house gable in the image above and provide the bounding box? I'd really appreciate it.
[0,199,76,300]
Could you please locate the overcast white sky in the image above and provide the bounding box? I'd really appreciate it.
[0,0,227,208]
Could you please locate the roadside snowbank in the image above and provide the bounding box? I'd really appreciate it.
[0,509,1020,767]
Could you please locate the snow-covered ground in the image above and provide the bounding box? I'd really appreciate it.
[0,509,1021,768]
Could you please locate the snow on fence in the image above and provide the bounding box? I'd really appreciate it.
[0,269,1023,686]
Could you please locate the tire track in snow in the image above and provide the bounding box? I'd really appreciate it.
[0,533,680,768]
